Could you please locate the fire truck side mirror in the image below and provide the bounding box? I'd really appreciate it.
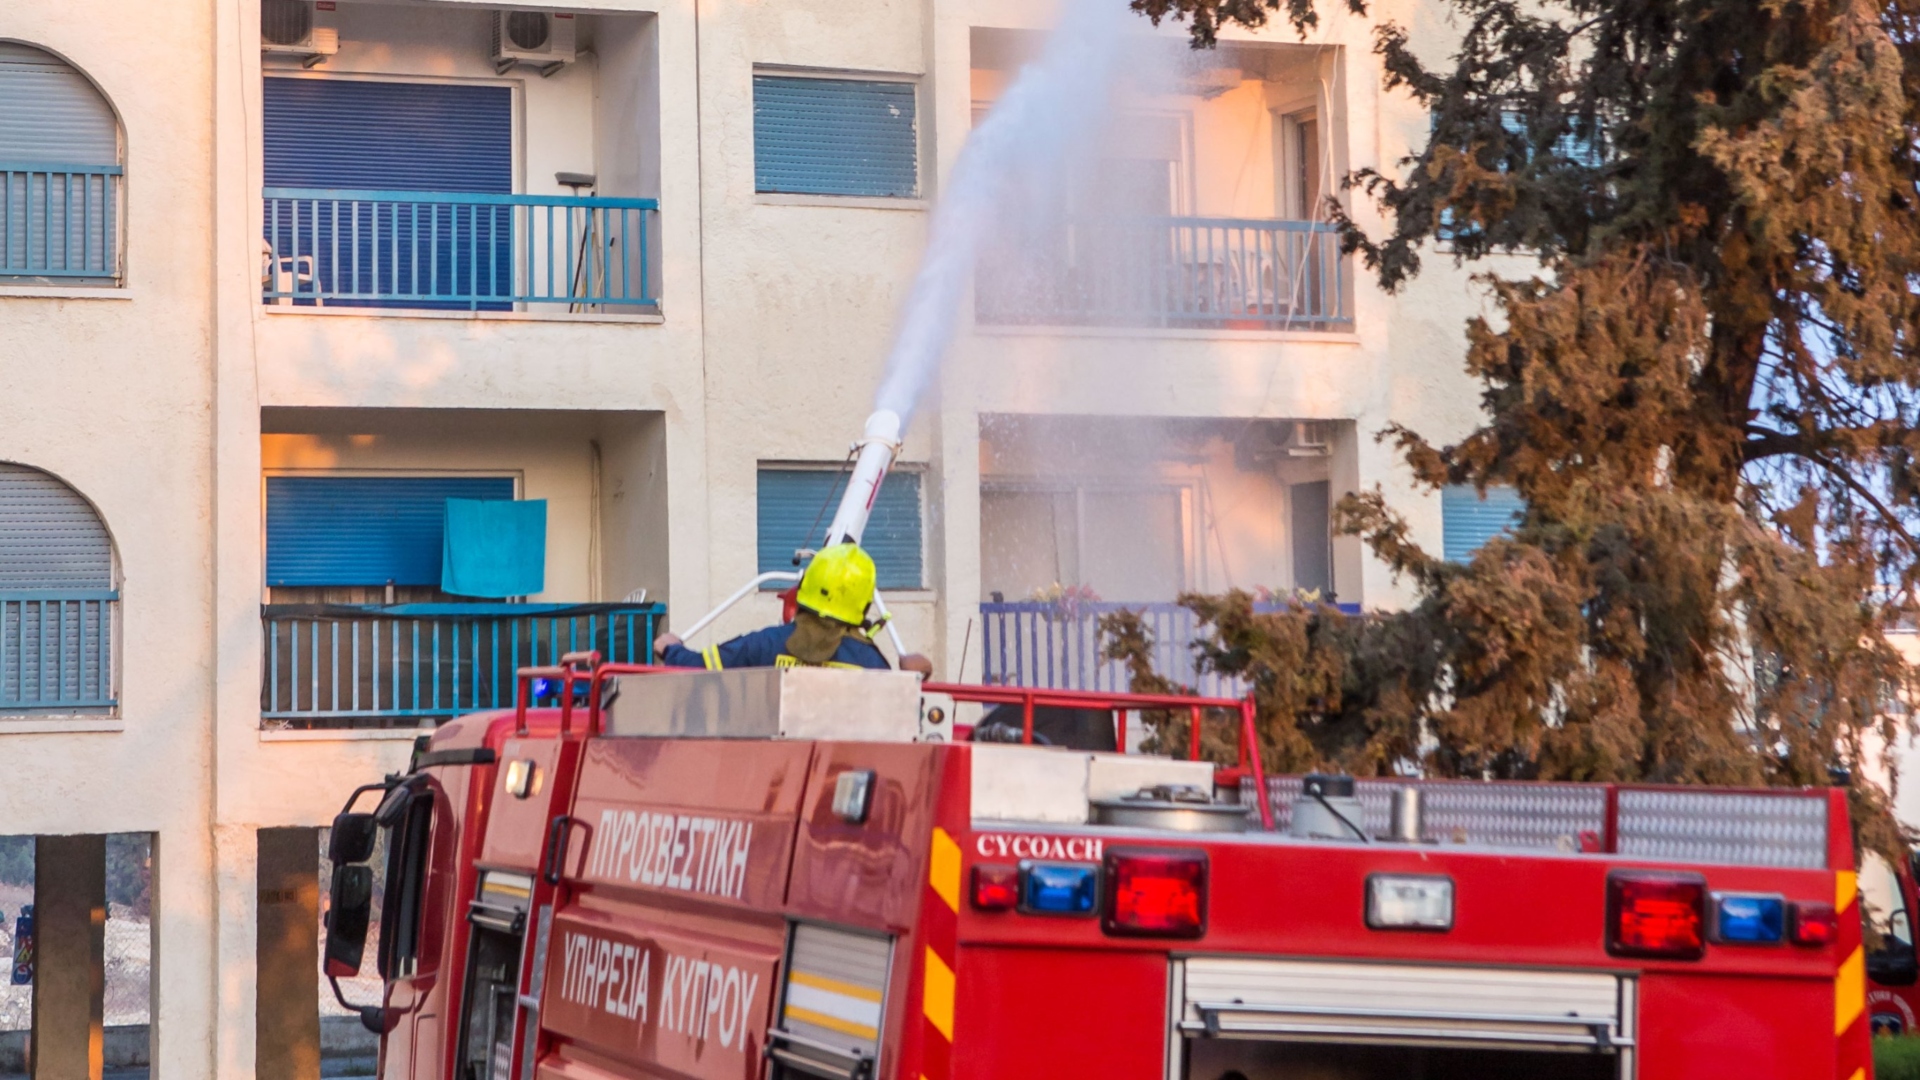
[1869,942,1920,987]
[329,812,378,865]
[323,864,375,976]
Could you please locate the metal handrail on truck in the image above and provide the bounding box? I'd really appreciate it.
[507,652,1276,830]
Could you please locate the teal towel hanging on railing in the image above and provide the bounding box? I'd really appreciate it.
[441,498,547,598]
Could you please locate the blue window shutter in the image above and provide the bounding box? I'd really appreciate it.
[262,78,512,192]
[266,476,515,587]
[0,463,112,589]
[0,44,122,283]
[261,78,514,311]
[753,76,918,197]
[758,468,923,590]
[1442,484,1525,562]
[0,43,118,165]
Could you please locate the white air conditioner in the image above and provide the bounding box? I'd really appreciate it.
[1287,421,1334,457]
[260,0,339,66]
[492,11,577,76]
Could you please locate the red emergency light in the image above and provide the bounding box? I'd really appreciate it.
[1606,871,1707,960]
[1789,901,1838,947]
[971,864,1020,911]
[1102,848,1207,939]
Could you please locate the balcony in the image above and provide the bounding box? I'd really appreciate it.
[975,217,1348,332]
[1,590,117,714]
[980,598,1358,698]
[261,601,663,730]
[2,164,122,286]
[261,189,658,312]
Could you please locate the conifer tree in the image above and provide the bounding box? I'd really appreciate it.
[1113,0,1920,855]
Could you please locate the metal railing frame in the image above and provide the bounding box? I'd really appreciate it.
[261,602,665,728]
[975,215,1349,331]
[980,599,1361,697]
[1,163,123,283]
[0,589,119,713]
[261,187,660,310]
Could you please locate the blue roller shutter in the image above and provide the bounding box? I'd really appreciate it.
[262,77,513,308]
[0,43,121,283]
[753,76,918,198]
[1442,484,1525,562]
[266,476,515,587]
[758,468,923,590]
[0,463,115,711]
[0,463,112,589]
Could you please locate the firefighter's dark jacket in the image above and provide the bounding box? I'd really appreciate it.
[658,623,891,671]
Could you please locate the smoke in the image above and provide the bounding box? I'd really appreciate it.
[870,0,1135,425]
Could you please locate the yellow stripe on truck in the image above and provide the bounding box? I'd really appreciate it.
[929,827,961,914]
[789,970,883,1004]
[1837,870,1858,913]
[923,946,955,1041]
[1836,945,1865,1036]
[784,1005,879,1041]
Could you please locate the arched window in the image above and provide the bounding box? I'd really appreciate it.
[0,463,117,714]
[0,41,123,286]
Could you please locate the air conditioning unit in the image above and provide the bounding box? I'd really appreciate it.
[260,0,339,66]
[1286,421,1335,457]
[492,11,577,76]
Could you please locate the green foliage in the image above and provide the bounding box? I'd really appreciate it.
[1119,0,1920,861]
[1877,1035,1920,1080]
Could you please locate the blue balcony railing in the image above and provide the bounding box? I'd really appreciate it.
[981,599,1360,698]
[975,216,1349,331]
[1,590,118,714]
[261,601,665,729]
[261,188,659,311]
[2,164,123,283]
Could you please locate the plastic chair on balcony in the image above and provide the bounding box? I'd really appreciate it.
[260,238,321,306]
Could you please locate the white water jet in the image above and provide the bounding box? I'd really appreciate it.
[870,0,1134,425]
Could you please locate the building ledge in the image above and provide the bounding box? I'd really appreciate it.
[261,306,664,326]
[756,192,931,212]
[260,727,430,743]
[0,717,125,734]
[972,323,1362,345]
[0,285,131,300]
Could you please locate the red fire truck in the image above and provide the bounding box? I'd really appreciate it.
[1864,857,1920,1037]
[319,656,1873,1080]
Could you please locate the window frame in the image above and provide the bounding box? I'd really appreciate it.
[751,66,925,203]
[0,39,128,289]
[756,462,928,592]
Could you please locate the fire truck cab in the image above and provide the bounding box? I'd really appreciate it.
[320,657,1872,1080]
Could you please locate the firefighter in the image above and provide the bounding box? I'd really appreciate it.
[653,543,934,674]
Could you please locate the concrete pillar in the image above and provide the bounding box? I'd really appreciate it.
[31,834,104,1080]
[255,828,320,1080]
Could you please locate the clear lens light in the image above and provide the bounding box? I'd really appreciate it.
[1367,874,1454,930]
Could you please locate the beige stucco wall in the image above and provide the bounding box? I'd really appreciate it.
[0,3,220,1078]
[0,0,1491,1075]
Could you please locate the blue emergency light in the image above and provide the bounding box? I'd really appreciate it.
[1712,892,1785,944]
[1021,863,1098,916]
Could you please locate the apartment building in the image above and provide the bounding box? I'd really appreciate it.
[0,0,1493,1075]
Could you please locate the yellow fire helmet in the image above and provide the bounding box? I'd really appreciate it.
[797,542,878,627]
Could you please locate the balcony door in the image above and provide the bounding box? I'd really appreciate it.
[264,474,516,603]
[980,484,1187,604]
[1277,109,1324,221]
[262,77,513,309]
